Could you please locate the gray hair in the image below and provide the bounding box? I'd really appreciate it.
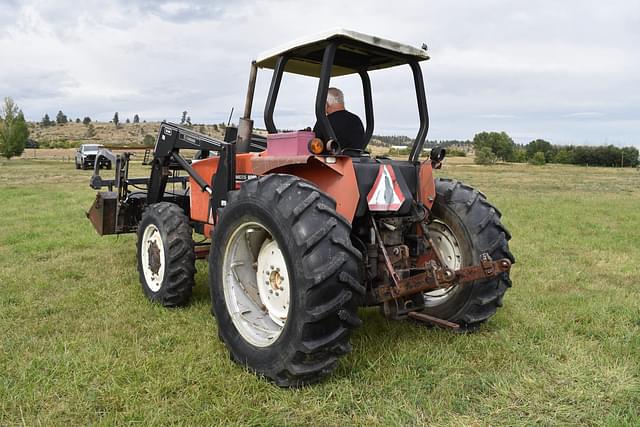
[326,87,344,106]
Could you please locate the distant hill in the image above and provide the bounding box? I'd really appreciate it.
[27,121,471,153]
[27,121,226,148]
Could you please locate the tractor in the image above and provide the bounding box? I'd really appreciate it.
[87,29,514,386]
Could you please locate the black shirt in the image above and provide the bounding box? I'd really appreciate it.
[313,110,365,150]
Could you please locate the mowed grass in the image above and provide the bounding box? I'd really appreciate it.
[1,157,639,425]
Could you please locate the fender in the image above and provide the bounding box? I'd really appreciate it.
[189,153,360,234]
[256,156,359,223]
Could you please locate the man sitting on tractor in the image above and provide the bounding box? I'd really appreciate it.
[313,87,365,151]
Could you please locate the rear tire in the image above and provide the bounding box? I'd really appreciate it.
[209,174,364,386]
[136,202,195,307]
[421,178,514,330]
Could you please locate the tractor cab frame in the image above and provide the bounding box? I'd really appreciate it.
[237,28,429,161]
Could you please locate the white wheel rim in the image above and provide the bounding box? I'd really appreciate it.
[423,219,463,305]
[141,224,165,292]
[222,222,291,348]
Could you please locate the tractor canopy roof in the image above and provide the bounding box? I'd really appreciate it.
[255,28,430,77]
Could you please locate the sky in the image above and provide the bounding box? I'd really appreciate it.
[1,0,639,146]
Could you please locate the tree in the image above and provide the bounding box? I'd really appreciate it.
[56,110,68,124]
[473,131,515,161]
[82,116,92,125]
[113,112,119,127]
[126,118,131,124]
[41,113,52,127]
[553,148,574,164]
[75,118,81,123]
[85,123,96,138]
[621,146,639,168]
[529,151,546,165]
[186,116,192,126]
[474,147,497,165]
[181,111,188,125]
[133,114,140,124]
[525,139,554,162]
[512,147,527,163]
[0,97,29,159]
[142,134,155,146]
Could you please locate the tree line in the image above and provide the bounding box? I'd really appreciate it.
[372,134,473,149]
[41,111,143,127]
[41,110,199,128]
[473,131,639,167]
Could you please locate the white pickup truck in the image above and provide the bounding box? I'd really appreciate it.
[75,144,111,170]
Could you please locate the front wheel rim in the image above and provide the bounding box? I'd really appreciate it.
[222,222,291,348]
[423,219,463,305]
[141,224,165,292]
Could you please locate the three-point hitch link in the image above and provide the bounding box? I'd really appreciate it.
[373,253,512,303]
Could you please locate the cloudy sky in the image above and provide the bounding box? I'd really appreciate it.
[1,0,638,146]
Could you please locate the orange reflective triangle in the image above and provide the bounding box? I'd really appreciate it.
[366,165,405,211]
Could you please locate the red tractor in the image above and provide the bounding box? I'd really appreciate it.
[88,29,514,386]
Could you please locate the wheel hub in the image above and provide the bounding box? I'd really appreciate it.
[424,219,462,303]
[257,240,290,327]
[148,241,161,275]
[269,270,282,290]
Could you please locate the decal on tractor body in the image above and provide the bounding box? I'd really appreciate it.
[367,165,405,211]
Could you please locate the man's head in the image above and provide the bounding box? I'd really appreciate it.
[325,87,345,115]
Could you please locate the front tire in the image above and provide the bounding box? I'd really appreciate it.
[421,178,515,329]
[136,202,195,307]
[209,174,364,387]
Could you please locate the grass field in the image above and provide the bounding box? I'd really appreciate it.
[1,156,639,425]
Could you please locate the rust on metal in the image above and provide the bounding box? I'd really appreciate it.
[373,254,512,303]
[408,311,460,329]
[194,245,210,259]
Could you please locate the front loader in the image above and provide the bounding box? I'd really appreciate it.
[87,29,514,386]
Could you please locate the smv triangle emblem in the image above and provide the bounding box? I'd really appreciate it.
[366,165,405,211]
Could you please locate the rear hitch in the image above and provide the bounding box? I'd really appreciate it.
[373,254,512,303]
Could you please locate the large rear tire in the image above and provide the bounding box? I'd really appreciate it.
[209,174,364,387]
[421,178,514,330]
[136,202,195,307]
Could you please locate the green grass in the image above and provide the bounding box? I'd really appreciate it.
[1,158,639,426]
